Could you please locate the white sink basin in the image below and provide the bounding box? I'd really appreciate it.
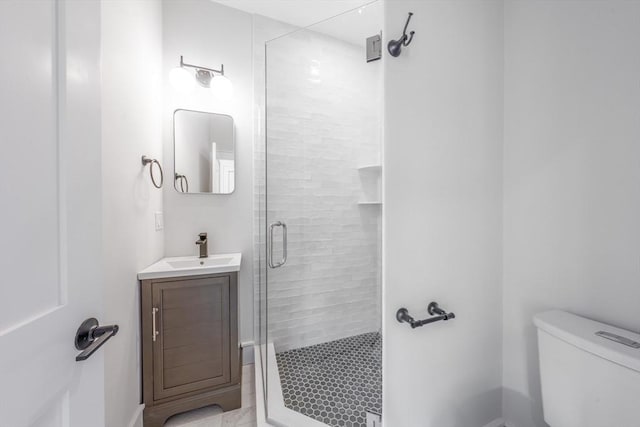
[166,257,234,269]
[138,253,241,280]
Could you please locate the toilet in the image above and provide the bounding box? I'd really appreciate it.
[534,310,640,427]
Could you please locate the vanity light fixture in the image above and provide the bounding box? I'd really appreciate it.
[169,65,194,93]
[210,73,233,100]
[170,55,233,99]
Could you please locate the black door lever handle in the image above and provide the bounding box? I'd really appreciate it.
[75,318,119,361]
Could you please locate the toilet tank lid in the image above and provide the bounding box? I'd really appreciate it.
[534,310,640,373]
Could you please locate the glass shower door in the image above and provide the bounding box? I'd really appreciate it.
[260,2,383,426]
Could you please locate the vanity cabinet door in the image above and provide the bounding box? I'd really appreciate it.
[151,276,232,401]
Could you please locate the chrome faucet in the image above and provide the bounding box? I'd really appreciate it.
[196,233,208,258]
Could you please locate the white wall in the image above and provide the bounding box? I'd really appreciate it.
[101,1,164,426]
[260,17,382,352]
[502,2,640,426]
[383,1,504,426]
[162,0,255,348]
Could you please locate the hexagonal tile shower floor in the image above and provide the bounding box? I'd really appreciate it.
[275,332,382,427]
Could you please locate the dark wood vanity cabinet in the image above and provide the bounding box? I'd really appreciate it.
[140,272,241,427]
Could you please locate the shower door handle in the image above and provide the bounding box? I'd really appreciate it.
[268,221,287,268]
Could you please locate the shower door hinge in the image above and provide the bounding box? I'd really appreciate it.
[366,34,382,63]
[366,410,382,427]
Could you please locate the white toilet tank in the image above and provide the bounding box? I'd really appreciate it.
[534,310,640,427]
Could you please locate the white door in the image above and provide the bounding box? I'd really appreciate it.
[0,1,105,426]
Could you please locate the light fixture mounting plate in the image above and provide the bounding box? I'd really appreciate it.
[195,69,212,87]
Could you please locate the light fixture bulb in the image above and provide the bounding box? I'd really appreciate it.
[169,66,194,93]
[210,74,233,100]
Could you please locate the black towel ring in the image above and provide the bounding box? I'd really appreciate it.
[175,173,189,193]
[141,155,163,189]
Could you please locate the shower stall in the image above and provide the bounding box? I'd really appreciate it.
[254,2,383,426]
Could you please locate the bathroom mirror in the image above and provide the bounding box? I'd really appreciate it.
[173,109,235,194]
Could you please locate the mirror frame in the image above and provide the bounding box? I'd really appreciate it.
[172,108,236,195]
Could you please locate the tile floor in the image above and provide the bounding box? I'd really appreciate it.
[165,364,257,427]
[276,332,382,427]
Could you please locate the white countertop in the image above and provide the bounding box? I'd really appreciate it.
[137,253,242,280]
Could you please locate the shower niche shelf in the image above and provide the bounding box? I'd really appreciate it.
[357,164,382,172]
[358,163,382,206]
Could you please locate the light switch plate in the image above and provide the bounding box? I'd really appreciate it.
[154,212,164,231]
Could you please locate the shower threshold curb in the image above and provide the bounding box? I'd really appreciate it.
[254,343,329,427]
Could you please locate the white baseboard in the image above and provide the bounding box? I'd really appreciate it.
[242,341,255,364]
[483,418,505,427]
[127,404,145,427]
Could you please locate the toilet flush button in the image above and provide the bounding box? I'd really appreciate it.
[595,331,640,349]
